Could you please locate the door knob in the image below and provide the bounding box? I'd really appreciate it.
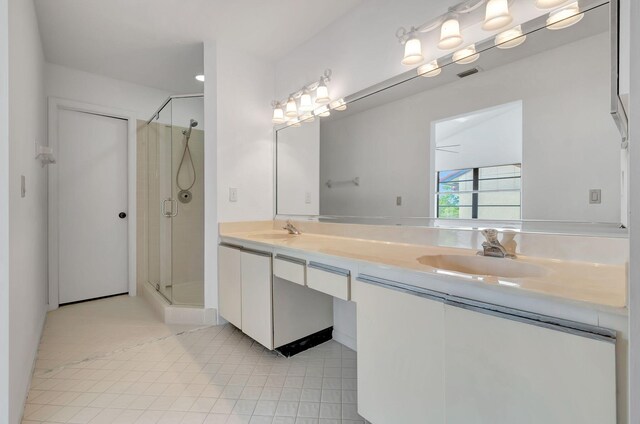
[119,212,127,219]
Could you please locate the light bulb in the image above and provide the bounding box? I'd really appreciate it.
[330,98,347,111]
[314,105,330,117]
[417,60,442,77]
[285,97,297,118]
[401,33,424,65]
[547,2,583,30]
[315,80,330,104]
[453,44,479,64]
[438,18,463,50]
[483,0,513,31]
[272,104,285,124]
[495,25,526,49]
[300,91,313,111]
[535,0,569,9]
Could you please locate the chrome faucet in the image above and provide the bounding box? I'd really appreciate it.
[478,229,517,259]
[283,220,301,235]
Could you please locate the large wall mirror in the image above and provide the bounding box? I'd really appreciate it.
[276,0,627,233]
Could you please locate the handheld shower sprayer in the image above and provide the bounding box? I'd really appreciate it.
[176,118,199,203]
[182,118,198,138]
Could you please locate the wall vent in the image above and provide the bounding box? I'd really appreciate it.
[457,67,481,78]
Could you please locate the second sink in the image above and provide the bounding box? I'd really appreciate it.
[417,254,549,279]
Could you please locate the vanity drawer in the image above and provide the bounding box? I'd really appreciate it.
[307,262,351,300]
[273,255,306,286]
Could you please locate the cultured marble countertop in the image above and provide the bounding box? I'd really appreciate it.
[220,229,627,312]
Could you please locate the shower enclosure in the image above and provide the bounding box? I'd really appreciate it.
[146,94,204,307]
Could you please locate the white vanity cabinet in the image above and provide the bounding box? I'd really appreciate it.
[353,279,446,424]
[444,304,617,424]
[218,245,242,328]
[240,249,273,350]
[353,276,617,424]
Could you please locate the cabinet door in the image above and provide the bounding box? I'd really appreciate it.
[241,250,273,350]
[354,280,445,424]
[444,305,616,424]
[218,245,242,328]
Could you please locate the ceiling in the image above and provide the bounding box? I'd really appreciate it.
[34,0,362,93]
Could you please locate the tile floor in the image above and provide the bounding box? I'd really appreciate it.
[22,295,365,424]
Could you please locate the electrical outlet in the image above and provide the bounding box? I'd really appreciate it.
[396,196,402,206]
[229,187,238,202]
[589,189,601,204]
[21,175,26,198]
[305,192,311,204]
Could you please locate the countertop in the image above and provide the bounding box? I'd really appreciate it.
[220,228,627,312]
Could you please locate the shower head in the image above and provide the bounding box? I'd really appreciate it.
[183,118,199,138]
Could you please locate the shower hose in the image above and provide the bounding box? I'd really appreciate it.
[176,132,196,192]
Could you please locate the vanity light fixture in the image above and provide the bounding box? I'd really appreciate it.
[272,102,286,124]
[401,28,424,65]
[453,44,480,64]
[330,98,347,111]
[438,17,464,50]
[495,25,526,48]
[546,2,583,30]
[271,69,338,126]
[314,105,331,117]
[285,97,298,118]
[417,59,442,77]
[535,0,569,9]
[482,0,513,31]
[299,89,313,112]
[315,79,331,104]
[195,74,205,82]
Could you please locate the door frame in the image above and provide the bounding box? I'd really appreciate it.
[48,97,137,310]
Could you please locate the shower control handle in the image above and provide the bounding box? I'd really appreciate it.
[118,212,127,219]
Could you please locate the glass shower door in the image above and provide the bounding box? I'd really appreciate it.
[148,101,173,302]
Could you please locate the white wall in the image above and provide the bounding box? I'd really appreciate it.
[315,33,619,223]
[203,40,275,311]
[277,120,320,215]
[0,0,9,419]
[215,41,275,223]
[45,63,171,120]
[6,0,48,422]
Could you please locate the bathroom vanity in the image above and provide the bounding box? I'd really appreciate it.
[219,0,631,422]
[218,221,626,424]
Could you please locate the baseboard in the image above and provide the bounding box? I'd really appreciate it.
[332,328,357,351]
[141,282,216,325]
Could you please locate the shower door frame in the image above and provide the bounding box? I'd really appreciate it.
[48,97,138,310]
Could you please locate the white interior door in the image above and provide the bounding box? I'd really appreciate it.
[58,109,129,304]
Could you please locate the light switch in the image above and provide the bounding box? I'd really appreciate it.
[305,192,311,204]
[229,187,238,202]
[589,189,601,204]
[396,196,402,206]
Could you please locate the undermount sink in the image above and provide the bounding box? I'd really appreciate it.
[417,254,549,279]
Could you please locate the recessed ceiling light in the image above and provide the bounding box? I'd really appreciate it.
[195,74,205,82]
